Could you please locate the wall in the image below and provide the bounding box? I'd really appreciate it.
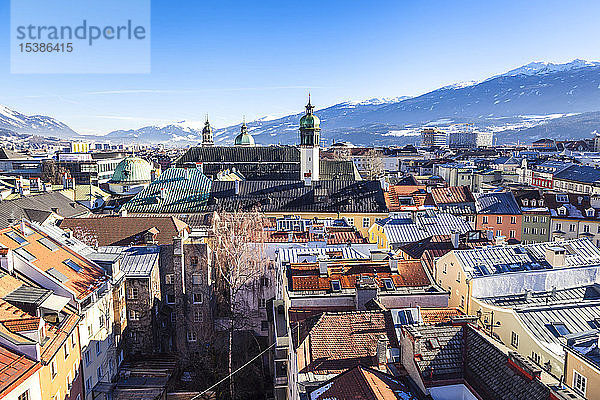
[39,327,84,400]
[476,213,522,241]
[4,369,43,400]
[434,252,469,313]
[264,212,388,237]
[565,350,600,400]
[470,298,564,379]
[428,384,478,400]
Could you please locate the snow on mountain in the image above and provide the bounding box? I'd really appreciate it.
[0,104,77,138]
[499,59,600,77]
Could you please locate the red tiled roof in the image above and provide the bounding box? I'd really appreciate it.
[290,260,432,292]
[309,365,417,400]
[0,223,107,299]
[0,343,40,396]
[431,186,475,205]
[385,185,432,211]
[60,215,189,246]
[300,311,397,374]
[3,317,41,332]
[420,308,464,325]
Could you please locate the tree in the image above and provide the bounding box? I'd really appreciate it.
[362,148,384,180]
[210,209,270,399]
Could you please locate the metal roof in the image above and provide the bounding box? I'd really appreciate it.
[276,247,368,264]
[97,246,160,277]
[475,192,521,215]
[455,238,600,278]
[381,212,472,245]
[3,285,51,306]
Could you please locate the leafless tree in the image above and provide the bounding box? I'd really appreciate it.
[70,226,99,248]
[363,148,385,180]
[210,209,270,399]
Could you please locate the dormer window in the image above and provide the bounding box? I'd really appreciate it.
[586,208,595,218]
[558,206,567,216]
[522,199,528,206]
[547,322,570,337]
[530,199,537,207]
[383,278,395,291]
[557,194,568,203]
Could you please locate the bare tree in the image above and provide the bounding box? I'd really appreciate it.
[362,148,385,180]
[211,209,269,399]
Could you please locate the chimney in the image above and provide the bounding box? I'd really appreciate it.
[545,246,566,268]
[525,289,532,301]
[376,334,389,368]
[451,231,460,249]
[318,259,328,277]
[160,188,167,200]
[0,249,14,274]
[389,259,398,273]
[120,209,128,217]
[50,207,59,214]
[287,231,293,242]
[234,180,240,195]
[20,221,26,235]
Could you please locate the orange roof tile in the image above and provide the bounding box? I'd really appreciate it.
[0,223,107,299]
[290,260,432,292]
[0,343,40,396]
[3,317,41,332]
[420,307,464,325]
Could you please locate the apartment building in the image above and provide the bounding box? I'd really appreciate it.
[475,191,522,242]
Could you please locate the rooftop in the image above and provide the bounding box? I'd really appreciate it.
[474,191,522,215]
[96,246,160,277]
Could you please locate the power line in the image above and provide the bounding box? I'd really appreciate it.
[190,341,276,400]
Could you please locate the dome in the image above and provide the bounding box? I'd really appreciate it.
[234,120,255,146]
[110,157,153,183]
[234,132,255,146]
[300,113,320,129]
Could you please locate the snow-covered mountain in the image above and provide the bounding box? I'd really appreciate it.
[0,105,77,138]
[6,59,600,146]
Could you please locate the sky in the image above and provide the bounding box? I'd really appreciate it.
[1,0,600,135]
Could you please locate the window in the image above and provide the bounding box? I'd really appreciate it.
[362,217,370,228]
[170,312,176,323]
[347,218,354,226]
[191,256,199,266]
[259,298,266,308]
[511,332,519,348]
[261,277,269,287]
[97,366,102,381]
[18,390,30,400]
[523,227,529,235]
[187,331,197,342]
[510,230,516,238]
[261,320,269,331]
[14,247,36,262]
[511,216,516,224]
[482,216,488,225]
[548,322,570,337]
[63,259,82,273]
[330,280,341,292]
[531,352,541,365]
[38,237,58,251]
[496,216,502,224]
[72,333,76,348]
[456,271,461,283]
[193,293,202,304]
[556,223,562,231]
[496,230,502,237]
[63,343,69,359]
[587,209,595,217]
[129,310,140,321]
[570,224,576,232]
[383,278,395,290]
[5,231,27,245]
[573,370,587,396]
[583,225,590,233]
[165,294,175,304]
[128,287,138,300]
[192,273,202,285]
[442,263,447,274]
[96,341,101,355]
[165,274,174,284]
[51,361,56,378]
[99,315,105,329]
[86,378,92,392]
[194,310,202,323]
[84,350,91,365]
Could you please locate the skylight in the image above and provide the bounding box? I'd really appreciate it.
[548,322,570,337]
[5,231,27,245]
[330,280,341,292]
[14,247,36,262]
[63,259,82,273]
[383,278,395,291]
[38,237,58,251]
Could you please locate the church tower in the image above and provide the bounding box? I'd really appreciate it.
[299,94,321,183]
[201,116,214,146]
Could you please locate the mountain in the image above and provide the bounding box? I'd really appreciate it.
[0,105,78,138]
[209,59,600,146]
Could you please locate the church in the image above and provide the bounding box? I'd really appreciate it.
[175,97,361,181]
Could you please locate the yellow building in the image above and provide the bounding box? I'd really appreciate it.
[564,331,600,399]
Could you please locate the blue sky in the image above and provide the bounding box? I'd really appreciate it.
[1,0,599,135]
